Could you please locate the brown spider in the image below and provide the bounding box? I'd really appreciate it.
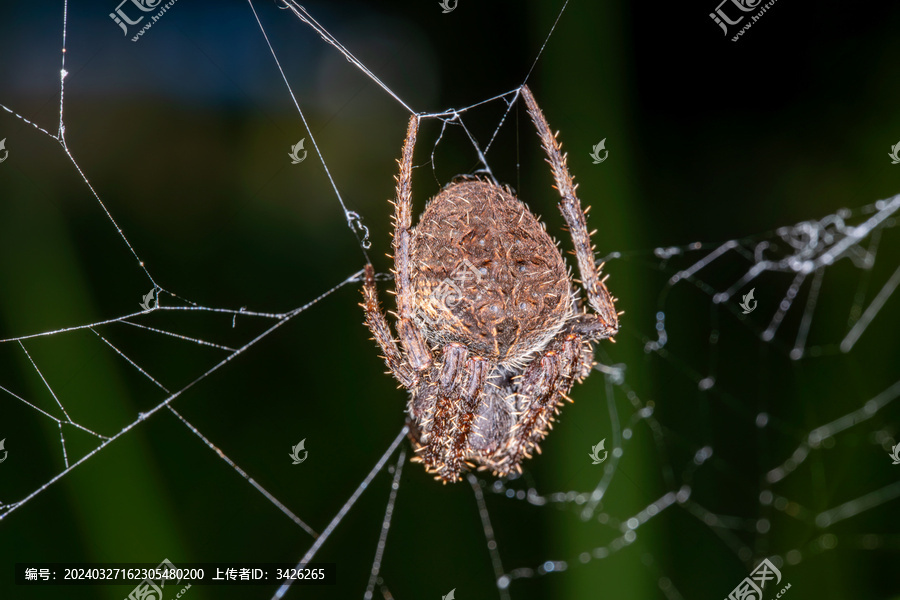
[361,85,619,483]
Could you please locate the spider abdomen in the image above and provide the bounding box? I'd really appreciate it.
[410,179,572,365]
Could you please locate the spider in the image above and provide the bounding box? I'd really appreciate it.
[361,85,619,483]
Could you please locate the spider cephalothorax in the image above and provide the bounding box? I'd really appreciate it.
[361,86,619,482]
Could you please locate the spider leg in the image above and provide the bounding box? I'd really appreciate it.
[503,333,586,471]
[391,115,434,372]
[445,355,488,481]
[569,313,616,344]
[360,264,415,388]
[520,85,619,339]
[438,343,468,393]
[415,344,489,483]
[415,344,468,473]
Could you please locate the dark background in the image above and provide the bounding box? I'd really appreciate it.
[1,0,899,599]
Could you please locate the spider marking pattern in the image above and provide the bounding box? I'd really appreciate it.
[361,86,620,482]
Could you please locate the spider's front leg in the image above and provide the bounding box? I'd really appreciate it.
[520,85,619,339]
[392,115,433,372]
[504,333,588,471]
[414,343,488,482]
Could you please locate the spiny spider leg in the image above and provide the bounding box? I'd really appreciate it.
[411,344,489,482]
[360,265,415,388]
[392,115,433,371]
[445,356,488,479]
[520,85,619,337]
[505,334,584,468]
[419,345,470,474]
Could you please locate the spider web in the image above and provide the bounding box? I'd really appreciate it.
[1,1,899,599]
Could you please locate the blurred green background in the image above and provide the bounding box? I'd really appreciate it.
[1,0,899,599]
